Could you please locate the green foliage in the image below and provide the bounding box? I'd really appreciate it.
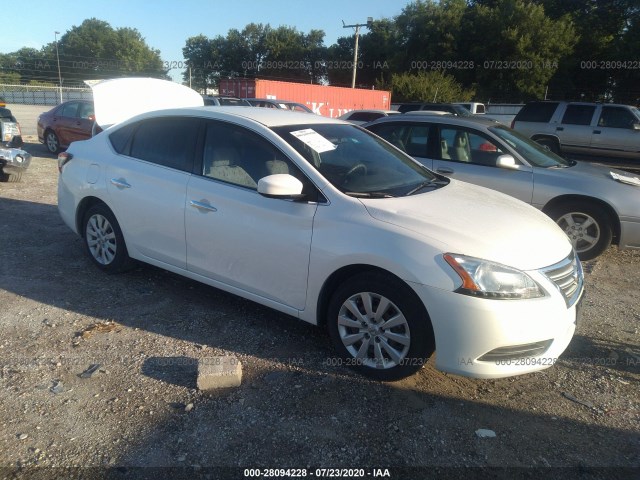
[388,71,475,102]
[461,0,576,100]
[0,18,166,86]
[183,24,327,91]
[1,4,637,103]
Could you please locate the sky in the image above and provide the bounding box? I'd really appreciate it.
[3,0,412,82]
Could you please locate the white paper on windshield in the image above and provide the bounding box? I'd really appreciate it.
[290,129,337,153]
[610,171,640,187]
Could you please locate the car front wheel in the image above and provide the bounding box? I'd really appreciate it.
[551,202,612,261]
[327,272,434,381]
[82,204,133,273]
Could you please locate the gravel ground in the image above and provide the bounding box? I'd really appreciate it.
[0,142,638,479]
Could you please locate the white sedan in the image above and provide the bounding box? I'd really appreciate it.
[57,79,583,381]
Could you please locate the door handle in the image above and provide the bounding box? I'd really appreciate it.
[189,200,217,212]
[556,127,564,131]
[436,167,454,174]
[593,130,601,134]
[110,178,131,189]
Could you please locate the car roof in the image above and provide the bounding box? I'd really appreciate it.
[344,109,399,114]
[523,100,635,108]
[126,106,343,128]
[364,113,499,128]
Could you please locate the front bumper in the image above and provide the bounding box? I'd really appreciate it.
[619,216,640,250]
[413,271,582,379]
[0,147,31,174]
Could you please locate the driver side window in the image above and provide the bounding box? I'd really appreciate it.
[201,121,310,192]
[439,127,504,166]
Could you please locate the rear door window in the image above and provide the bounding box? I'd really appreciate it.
[562,105,596,125]
[128,116,200,171]
[61,102,80,118]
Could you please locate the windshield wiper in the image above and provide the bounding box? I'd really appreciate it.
[406,179,448,196]
[344,191,395,198]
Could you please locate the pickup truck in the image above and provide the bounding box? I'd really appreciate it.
[0,107,31,182]
[512,101,640,159]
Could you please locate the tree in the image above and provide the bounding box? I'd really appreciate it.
[41,18,167,85]
[533,0,640,102]
[388,71,475,102]
[183,24,328,91]
[461,0,576,101]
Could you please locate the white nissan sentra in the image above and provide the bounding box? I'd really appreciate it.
[58,79,584,381]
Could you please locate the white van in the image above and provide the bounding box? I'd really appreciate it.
[454,102,486,114]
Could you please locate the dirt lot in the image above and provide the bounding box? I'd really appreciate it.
[0,142,638,479]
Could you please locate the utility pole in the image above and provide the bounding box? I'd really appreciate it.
[54,31,63,104]
[342,17,373,88]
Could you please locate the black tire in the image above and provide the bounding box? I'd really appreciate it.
[327,272,434,381]
[535,137,561,155]
[0,171,22,182]
[550,202,612,261]
[82,204,134,273]
[44,130,60,154]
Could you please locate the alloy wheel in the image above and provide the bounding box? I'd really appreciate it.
[337,292,411,369]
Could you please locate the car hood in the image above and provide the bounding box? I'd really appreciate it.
[361,179,572,271]
[543,160,640,188]
[89,78,204,128]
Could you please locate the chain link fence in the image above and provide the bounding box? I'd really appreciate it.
[0,84,92,106]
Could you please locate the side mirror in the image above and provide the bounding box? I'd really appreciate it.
[496,154,518,169]
[258,174,305,199]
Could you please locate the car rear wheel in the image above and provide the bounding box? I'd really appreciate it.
[551,202,612,261]
[82,204,133,273]
[327,272,434,381]
[45,130,60,154]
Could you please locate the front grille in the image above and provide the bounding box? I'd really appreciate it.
[541,251,584,307]
[478,340,553,362]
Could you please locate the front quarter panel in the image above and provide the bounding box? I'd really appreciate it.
[301,198,458,325]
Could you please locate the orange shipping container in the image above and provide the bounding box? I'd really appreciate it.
[219,79,391,118]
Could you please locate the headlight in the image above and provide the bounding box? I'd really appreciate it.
[444,253,545,300]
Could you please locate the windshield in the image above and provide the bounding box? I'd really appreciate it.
[489,125,572,167]
[272,124,445,197]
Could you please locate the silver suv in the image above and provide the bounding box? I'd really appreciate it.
[512,101,640,159]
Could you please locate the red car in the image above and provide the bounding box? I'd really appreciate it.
[37,100,95,154]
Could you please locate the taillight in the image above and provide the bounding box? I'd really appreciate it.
[58,152,73,173]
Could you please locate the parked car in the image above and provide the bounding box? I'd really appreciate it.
[0,107,31,182]
[338,109,401,125]
[202,95,251,106]
[511,101,640,159]
[364,114,640,260]
[394,102,474,116]
[245,98,314,113]
[37,100,95,154]
[454,102,486,114]
[58,78,583,381]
